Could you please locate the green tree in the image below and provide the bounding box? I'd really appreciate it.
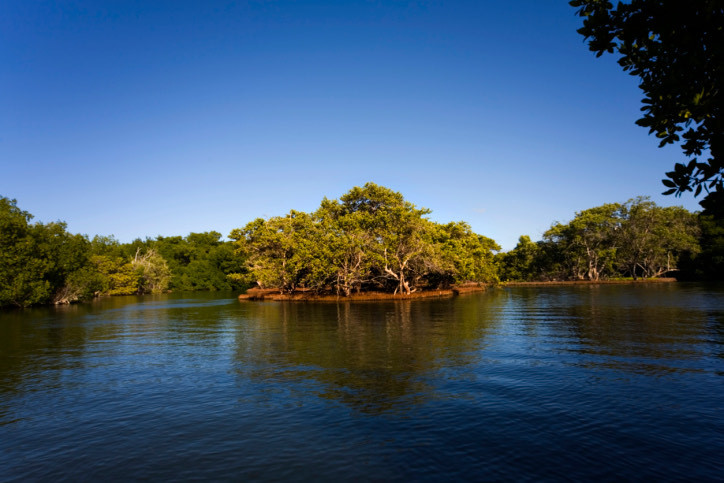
[82,236,140,296]
[571,0,724,200]
[0,197,51,306]
[89,255,138,295]
[132,248,171,294]
[685,191,724,280]
[313,198,374,296]
[544,203,623,281]
[32,222,92,304]
[0,197,94,306]
[230,211,322,293]
[338,183,434,295]
[153,232,246,291]
[432,221,500,286]
[536,198,700,281]
[229,183,500,295]
[616,197,700,279]
[497,235,541,281]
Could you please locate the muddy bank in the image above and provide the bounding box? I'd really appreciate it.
[238,283,488,302]
[501,278,677,287]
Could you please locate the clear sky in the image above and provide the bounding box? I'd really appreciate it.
[0,0,701,250]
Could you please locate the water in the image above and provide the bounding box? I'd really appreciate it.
[1,284,723,481]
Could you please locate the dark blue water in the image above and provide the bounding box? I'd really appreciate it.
[1,284,723,481]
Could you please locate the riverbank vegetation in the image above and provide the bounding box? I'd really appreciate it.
[228,183,499,296]
[496,197,701,282]
[0,197,245,307]
[1,183,722,308]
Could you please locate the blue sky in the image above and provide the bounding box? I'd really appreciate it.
[0,0,701,250]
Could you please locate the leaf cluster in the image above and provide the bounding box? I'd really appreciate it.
[571,0,724,198]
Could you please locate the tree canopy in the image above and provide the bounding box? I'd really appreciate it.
[1,197,92,306]
[497,197,700,281]
[570,0,724,201]
[229,183,500,295]
[0,196,246,308]
[0,188,717,307]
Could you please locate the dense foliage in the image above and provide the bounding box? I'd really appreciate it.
[1,197,90,307]
[570,0,724,203]
[229,183,500,295]
[497,197,700,281]
[1,187,718,307]
[0,197,245,308]
[688,190,724,280]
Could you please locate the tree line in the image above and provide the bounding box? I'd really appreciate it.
[496,197,703,282]
[569,1,723,277]
[228,183,499,295]
[2,184,722,308]
[0,196,245,308]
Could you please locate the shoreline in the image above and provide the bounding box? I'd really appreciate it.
[238,283,488,302]
[500,278,677,287]
[238,278,679,302]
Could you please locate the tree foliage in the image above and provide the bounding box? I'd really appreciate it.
[544,203,623,281]
[229,183,500,295]
[2,189,715,307]
[689,190,724,280]
[498,197,700,281]
[1,197,52,307]
[0,197,92,306]
[152,232,246,291]
[571,0,724,200]
[496,235,541,282]
[616,197,700,279]
[0,197,247,308]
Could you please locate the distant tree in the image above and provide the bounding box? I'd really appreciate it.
[544,204,623,281]
[89,235,126,258]
[0,197,94,306]
[571,1,724,201]
[432,221,500,286]
[88,255,138,295]
[534,239,569,281]
[496,235,540,282]
[691,191,724,280]
[153,232,246,291]
[615,197,700,279]
[230,211,322,293]
[528,198,700,281]
[0,197,51,306]
[132,248,171,294]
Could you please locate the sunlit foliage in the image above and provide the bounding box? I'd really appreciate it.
[229,183,500,295]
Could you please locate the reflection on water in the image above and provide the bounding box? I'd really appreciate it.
[1,285,723,481]
[500,285,719,376]
[232,297,501,414]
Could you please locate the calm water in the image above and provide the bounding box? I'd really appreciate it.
[1,284,723,481]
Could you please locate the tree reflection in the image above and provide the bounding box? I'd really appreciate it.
[505,285,717,376]
[0,292,241,423]
[232,294,503,414]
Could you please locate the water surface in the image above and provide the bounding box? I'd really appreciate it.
[1,284,723,480]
